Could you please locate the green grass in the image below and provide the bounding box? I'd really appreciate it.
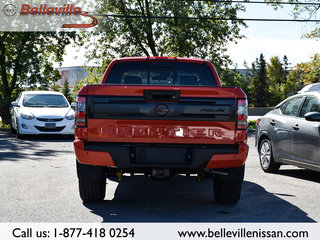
[0,121,10,130]
[248,120,257,130]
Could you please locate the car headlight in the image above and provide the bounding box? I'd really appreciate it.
[65,114,75,120]
[21,113,34,120]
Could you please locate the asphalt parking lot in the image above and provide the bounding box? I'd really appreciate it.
[0,131,319,222]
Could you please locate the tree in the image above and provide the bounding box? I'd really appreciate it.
[278,53,320,96]
[289,0,320,38]
[87,0,246,70]
[72,60,111,100]
[267,56,286,106]
[296,53,320,85]
[285,69,301,96]
[0,32,77,124]
[250,54,268,107]
[61,80,73,104]
[72,73,101,101]
[283,55,290,83]
[220,68,251,101]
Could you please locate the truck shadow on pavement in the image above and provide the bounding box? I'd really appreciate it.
[0,132,73,162]
[84,175,315,222]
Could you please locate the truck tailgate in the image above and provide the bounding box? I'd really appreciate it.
[86,85,238,144]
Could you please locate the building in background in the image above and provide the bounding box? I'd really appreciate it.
[57,66,90,88]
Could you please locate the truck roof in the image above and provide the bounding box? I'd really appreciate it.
[116,56,208,64]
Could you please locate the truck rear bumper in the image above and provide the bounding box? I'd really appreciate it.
[74,139,248,170]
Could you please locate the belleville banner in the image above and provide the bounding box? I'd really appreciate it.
[0,0,98,31]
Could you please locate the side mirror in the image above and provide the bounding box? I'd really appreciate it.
[11,102,19,107]
[71,102,76,110]
[305,112,320,122]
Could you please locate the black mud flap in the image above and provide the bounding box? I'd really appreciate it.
[76,160,106,181]
[215,165,245,184]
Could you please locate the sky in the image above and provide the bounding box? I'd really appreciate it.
[226,2,320,68]
[61,2,320,69]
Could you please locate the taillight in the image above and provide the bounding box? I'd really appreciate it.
[75,96,86,127]
[237,99,248,130]
[256,119,261,126]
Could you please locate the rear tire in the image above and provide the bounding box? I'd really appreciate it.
[76,160,106,203]
[213,165,245,204]
[79,179,106,203]
[214,182,242,204]
[259,138,280,173]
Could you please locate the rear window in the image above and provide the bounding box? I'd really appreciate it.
[106,62,217,86]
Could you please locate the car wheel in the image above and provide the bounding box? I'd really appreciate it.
[213,165,244,204]
[78,179,106,203]
[259,138,280,173]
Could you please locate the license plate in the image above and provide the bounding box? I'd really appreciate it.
[45,123,56,129]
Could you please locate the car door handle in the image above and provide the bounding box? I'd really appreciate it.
[292,124,299,131]
[269,120,276,126]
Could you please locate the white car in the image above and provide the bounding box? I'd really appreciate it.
[11,91,75,138]
[298,83,320,93]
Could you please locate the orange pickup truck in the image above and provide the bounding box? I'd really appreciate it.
[74,57,249,204]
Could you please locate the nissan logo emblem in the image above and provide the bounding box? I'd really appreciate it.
[2,4,17,17]
[154,104,170,117]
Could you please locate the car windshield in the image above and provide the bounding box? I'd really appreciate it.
[106,62,217,86]
[23,94,68,108]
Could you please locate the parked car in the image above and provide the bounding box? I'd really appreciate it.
[11,91,75,138]
[298,83,320,93]
[256,92,320,173]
